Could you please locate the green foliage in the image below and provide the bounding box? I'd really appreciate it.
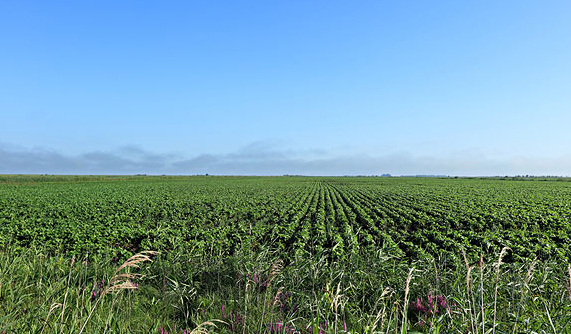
[1,246,570,333]
[1,175,571,332]
[1,175,570,262]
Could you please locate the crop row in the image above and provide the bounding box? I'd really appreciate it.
[1,176,570,262]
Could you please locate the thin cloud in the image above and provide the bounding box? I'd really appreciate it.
[1,142,570,176]
[172,146,571,176]
[0,143,172,174]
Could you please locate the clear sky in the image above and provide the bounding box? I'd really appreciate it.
[1,1,570,176]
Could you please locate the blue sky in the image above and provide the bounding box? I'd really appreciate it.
[1,1,570,175]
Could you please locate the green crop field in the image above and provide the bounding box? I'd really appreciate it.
[1,175,570,333]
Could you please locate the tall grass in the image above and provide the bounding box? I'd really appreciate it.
[1,246,570,333]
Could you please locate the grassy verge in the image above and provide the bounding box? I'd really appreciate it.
[1,246,570,333]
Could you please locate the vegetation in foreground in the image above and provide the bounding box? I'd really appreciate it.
[2,245,571,333]
[1,175,571,332]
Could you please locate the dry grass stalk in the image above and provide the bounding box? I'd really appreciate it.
[495,247,510,278]
[327,281,345,333]
[480,254,485,334]
[433,259,439,290]
[242,280,250,334]
[526,260,537,284]
[78,251,157,334]
[465,266,473,293]
[272,286,284,307]
[370,287,392,333]
[190,320,225,334]
[568,265,571,303]
[104,251,158,295]
[41,302,62,334]
[492,247,510,334]
[78,253,89,324]
[401,268,414,334]
[461,249,476,334]
[327,281,344,313]
[259,259,284,333]
[58,255,75,333]
[462,248,469,272]
[112,251,157,278]
[511,259,537,334]
[543,301,557,334]
[466,265,475,334]
[268,259,283,287]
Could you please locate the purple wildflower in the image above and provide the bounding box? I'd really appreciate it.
[408,291,448,329]
[437,294,447,309]
[91,280,104,301]
[274,291,298,315]
[411,297,427,313]
[221,306,243,332]
[265,322,297,333]
[243,268,270,290]
[305,320,328,334]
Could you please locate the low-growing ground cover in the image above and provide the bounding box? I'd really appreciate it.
[1,175,570,332]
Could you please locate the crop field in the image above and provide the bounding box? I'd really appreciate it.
[2,175,571,261]
[1,175,571,333]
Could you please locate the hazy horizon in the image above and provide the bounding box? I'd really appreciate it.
[2,1,570,176]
